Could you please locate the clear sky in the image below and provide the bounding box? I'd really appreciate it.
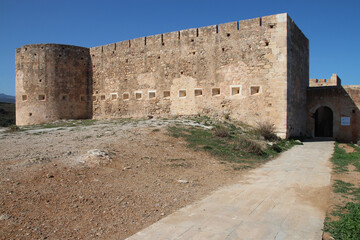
[0,0,359,96]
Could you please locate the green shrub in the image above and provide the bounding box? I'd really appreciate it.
[271,144,283,153]
[0,103,15,127]
[257,122,279,141]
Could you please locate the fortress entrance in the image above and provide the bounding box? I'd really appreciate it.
[314,106,333,137]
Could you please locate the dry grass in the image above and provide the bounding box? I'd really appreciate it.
[235,136,265,156]
[257,121,279,141]
[213,125,231,138]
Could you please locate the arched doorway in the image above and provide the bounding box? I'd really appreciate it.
[314,106,333,137]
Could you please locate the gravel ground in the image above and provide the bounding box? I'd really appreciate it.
[0,118,245,240]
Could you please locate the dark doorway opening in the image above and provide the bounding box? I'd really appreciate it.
[315,106,333,137]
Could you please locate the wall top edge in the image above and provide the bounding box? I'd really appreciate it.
[18,13,289,51]
[343,85,360,89]
[90,12,290,50]
[19,43,89,50]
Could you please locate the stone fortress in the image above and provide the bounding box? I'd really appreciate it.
[15,13,359,142]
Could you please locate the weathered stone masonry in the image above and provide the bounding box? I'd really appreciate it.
[307,74,360,142]
[15,44,92,125]
[15,13,359,141]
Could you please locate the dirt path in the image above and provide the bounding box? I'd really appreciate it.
[0,119,247,240]
[127,141,334,240]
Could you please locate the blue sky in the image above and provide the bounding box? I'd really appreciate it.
[0,0,359,95]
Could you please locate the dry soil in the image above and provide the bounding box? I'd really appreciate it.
[0,119,246,240]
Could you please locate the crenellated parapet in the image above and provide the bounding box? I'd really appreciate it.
[309,73,341,87]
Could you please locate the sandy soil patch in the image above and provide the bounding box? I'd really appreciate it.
[0,119,246,239]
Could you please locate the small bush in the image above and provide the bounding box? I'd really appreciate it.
[257,122,279,141]
[213,125,230,138]
[271,144,283,153]
[6,125,20,133]
[236,136,265,155]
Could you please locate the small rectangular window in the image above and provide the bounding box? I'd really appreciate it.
[250,86,261,95]
[135,91,142,100]
[194,89,203,96]
[148,90,156,99]
[179,89,186,98]
[100,95,106,100]
[61,94,68,101]
[123,93,129,100]
[38,95,45,101]
[22,95,28,101]
[230,85,241,96]
[92,95,97,101]
[110,93,118,100]
[212,88,220,96]
[163,91,170,98]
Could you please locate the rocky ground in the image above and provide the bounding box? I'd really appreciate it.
[0,118,248,240]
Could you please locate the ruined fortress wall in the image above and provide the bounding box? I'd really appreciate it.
[15,44,91,125]
[286,16,309,137]
[90,13,290,137]
[307,85,360,142]
[309,74,340,87]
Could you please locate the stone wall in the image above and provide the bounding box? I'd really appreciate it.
[15,44,92,125]
[307,84,360,142]
[90,13,295,137]
[309,73,340,87]
[286,16,309,137]
[15,13,311,138]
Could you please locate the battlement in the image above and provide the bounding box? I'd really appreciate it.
[91,13,288,57]
[309,73,341,87]
[15,13,310,138]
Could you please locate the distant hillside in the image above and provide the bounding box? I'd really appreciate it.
[0,93,15,103]
[0,102,15,127]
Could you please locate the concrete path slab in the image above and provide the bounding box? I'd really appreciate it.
[127,141,334,240]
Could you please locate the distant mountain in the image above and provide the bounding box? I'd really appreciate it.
[0,93,15,103]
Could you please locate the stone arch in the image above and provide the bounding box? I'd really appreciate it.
[314,106,333,137]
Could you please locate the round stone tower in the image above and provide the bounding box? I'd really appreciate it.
[15,44,92,125]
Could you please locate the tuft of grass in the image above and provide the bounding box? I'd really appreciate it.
[324,143,360,239]
[6,125,21,133]
[257,121,279,141]
[235,136,265,156]
[333,180,360,201]
[213,125,231,138]
[167,120,296,167]
[168,158,186,162]
[332,143,360,173]
[324,203,360,240]
[232,165,252,171]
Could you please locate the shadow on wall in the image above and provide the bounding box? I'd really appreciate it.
[86,55,93,119]
[307,86,360,143]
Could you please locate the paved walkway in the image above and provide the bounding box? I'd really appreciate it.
[127,141,334,240]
